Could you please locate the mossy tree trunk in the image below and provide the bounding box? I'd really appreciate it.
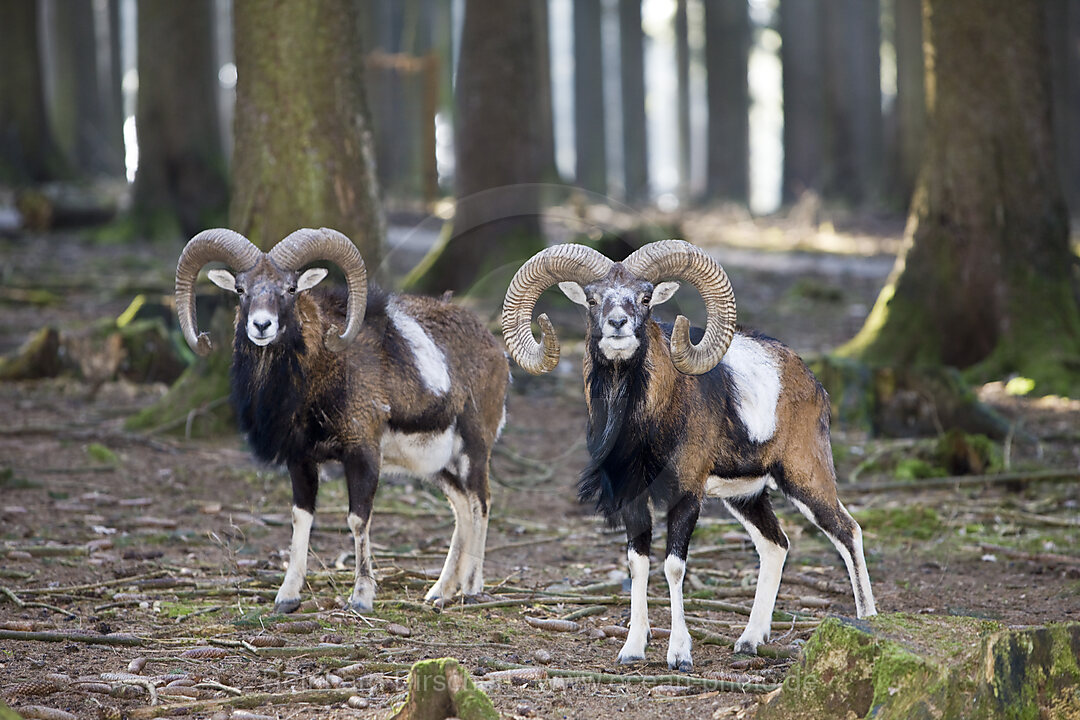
[0,0,63,184]
[704,0,749,204]
[408,0,545,296]
[231,0,384,258]
[841,0,1080,396]
[132,0,228,238]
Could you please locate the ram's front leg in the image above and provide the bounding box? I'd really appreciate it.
[617,501,652,664]
[344,449,380,612]
[664,493,700,671]
[275,459,319,613]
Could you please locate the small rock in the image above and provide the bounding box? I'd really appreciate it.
[386,622,412,637]
[347,696,369,709]
[532,649,553,664]
[514,701,536,717]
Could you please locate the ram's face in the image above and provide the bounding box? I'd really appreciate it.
[559,265,680,362]
[208,260,327,347]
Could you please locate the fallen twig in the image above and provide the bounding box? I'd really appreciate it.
[847,468,1080,493]
[0,629,146,646]
[126,687,362,718]
[977,542,1080,566]
[478,658,780,693]
[0,586,78,619]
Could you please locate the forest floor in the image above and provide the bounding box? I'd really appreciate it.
[1,217,1078,719]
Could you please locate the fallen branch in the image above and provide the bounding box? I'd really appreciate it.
[0,586,78,619]
[847,468,1080,493]
[15,570,169,596]
[126,687,360,719]
[0,629,146,646]
[977,542,1080,566]
[478,658,780,694]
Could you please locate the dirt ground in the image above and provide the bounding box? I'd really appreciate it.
[1,226,1078,719]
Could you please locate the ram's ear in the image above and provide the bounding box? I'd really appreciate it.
[650,281,680,307]
[297,267,329,291]
[558,281,589,307]
[207,269,237,292]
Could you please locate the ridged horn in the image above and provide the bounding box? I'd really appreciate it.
[501,244,614,374]
[269,227,367,351]
[622,239,736,375]
[175,228,263,356]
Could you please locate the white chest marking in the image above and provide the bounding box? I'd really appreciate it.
[387,302,450,396]
[380,424,461,478]
[721,334,781,443]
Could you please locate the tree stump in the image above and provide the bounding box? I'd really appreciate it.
[390,658,497,720]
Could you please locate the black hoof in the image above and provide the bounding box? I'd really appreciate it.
[668,659,693,672]
[274,598,301,614]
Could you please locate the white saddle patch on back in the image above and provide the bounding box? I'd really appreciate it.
[388,302,451,396]
[721,334,781,443]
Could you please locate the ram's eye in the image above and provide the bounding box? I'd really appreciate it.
[236,287,245,295]
[587,297,597,307]
[288,286,297,294]
[641,294,652,305]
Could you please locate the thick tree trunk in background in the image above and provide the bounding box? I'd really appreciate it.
[574,0,607,195]
[41,0,123,177]
[780,0,823,203]
[0,0,62,183]
[619,0,648,203]
[704,0,749,203]
[408,0,545,296]
[133,0,227,237]
[890,0,925,207]
[232,0,384,259]
[675,0,690,202]
[533,0,559,184]
[841,0,1080,396]
[1046,0,1080,214]
[820,0,882,205]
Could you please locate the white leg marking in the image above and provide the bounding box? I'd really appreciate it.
[618,549,651,663]
[425,483,474,601]
[790,497,877,618]
[275,506,313,612]
[664,555,693,671]
[725,501,788,654]
[721,334,781,443]
[463,495,488,596]
[347,512,376,611]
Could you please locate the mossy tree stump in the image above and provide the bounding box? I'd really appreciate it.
[759,614,1080,719]
[390,658,497,720]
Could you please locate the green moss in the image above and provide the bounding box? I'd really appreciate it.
[86,442,119,465]
[853,506,942,541]
[392,658,497,720]
[894,458,945,481]
[0,467,38,489]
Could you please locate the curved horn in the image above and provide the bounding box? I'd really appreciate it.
[501,244,614,374]
[175,228,263,356]
[269,227,367,351]
[622,240,736,375]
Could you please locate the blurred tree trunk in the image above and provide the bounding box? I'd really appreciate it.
[619,0,648,203]
[1046,0,1080,214]
[780,0,823,203]
[674,0,690,202]
[231,0,384,258]
[574,0,607,195]
[704,0,749,203]
[841,0,1080,396]
[41,0,123,177]
[132,0,227,238]
[889,0,925,207]
[0,0,62,183]
[407,0,545,296]
[533,0,559,184]
[820,0,881,205]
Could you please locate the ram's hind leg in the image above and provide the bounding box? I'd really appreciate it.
[344,449,380,612]
[724,492,789,654]
[275,460,319,614]
[425,470,475,602]
[782,477,876,618]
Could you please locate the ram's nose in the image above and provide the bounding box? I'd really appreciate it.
[608,316,628,330]
[253,318,272,333]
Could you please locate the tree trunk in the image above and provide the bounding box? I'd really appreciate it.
[407,0,545,296]
[1046,0,1080,215]
[41,0,123,177]
[0,0,62,183]
[890,0,925,207]
[574,0,607,195]
[780,0,823,203]
[819,0,882,205]
[704,0,749,203]
[674,0,690,202]
[132,0,227,238]
[231,0,384,259]
[533,0,559,184]
[619,0,648,203]
[841,0,1080,396]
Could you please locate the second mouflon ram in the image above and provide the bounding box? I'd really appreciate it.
[175,227,508,613]
[501,240,875,670]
